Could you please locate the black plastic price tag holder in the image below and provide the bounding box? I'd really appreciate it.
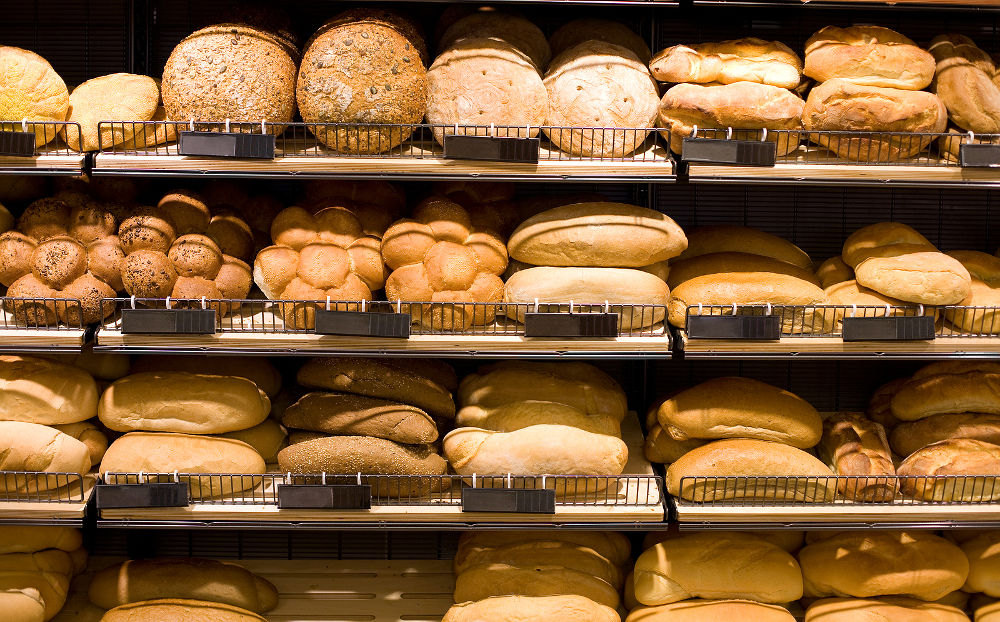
[960,143,1000,168]
[314,310,411,338]
[96,482,189,509]
[687,314,781,340]
[443,135,540,163]
[462,488,556,514]
[523,312,618,338]
[682,137,776,167]
[121,308,217,334]
[276,484,372,510]
[178,131,275,159]
[842,316,935,342]
[0,131,36,157]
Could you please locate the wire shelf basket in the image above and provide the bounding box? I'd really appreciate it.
[0,297,87,329]
[1,472,89,503]
[0,121,83,155]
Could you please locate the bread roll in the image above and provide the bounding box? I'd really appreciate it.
[633,532,803,605]
[129,356,281,398]
[816,256,853,288]
[88,558,277,612]
[657,82,803,156]
[63,73,159,151]
[667,439,837,502]
[99,372,270,434]
[455,541,621,588]
[453,564,620,609]
[0,588,44,622]
[627,600,796,622]
[651,37,801,88]
[503,266,668,329]
[930,34,1000,133]
[798,531,968,600]
[457,530,630,566]
[668,272,830,330]
[282,392,437,444]
[0,526,81,555]
[508,203,687,268]
[669,252,820,291]
[644,424,704,464]
[296,357,455,419]
[551,18,650,62]
[456,401,620,437]
[443,595,620,622]
[804,597,970,622]
[897,439,1000,501]
[0,421,91,490]
[657,377,822,448]
[854,246,971,305]
[804,26,935,90]
[891,414,1000,458]
[803,79,947,161]
[99,599,266,622]
[219,419,287,463]
[678,226,812,269]
[0,355,98,425]
[543,41,659,158]
[818,413,897,501]
[892,372,1000,420]
[0,47,69,148]
[99,433,265,498]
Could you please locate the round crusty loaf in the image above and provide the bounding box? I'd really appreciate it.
[456,401,621,437]
[452,564,620,609]
[503,266,669,329]
[961,532,1000,597]
[100,599,266,622]
[0,421,91,490]
[63,73,159,151]
[426,37,546,146]
[98,372,271,434]
[897,439,1000,501]
[667,439,837,502]
[297,15,427,154]
[657,376,822,448]
[929,34,1000,134]
[803,25,935,90]
[798,531,969,600]
[438,12,550,71]
[508,202,687,267]
[0,588,44,622]
[634,532,803,606]
[668,252,819,290]
[0,47,69,147]
[677,226,812,269]
[854,246,971,306]
[0,355,98,424]
[803,79,947,161]
[842,222,935,267]
[804,597,970,622]
[282,392,438,444]
[650,37,802,89]
[629,600,796,622]
[542,41,658,158]
[891,413,1000,458]
[128,355,281,398]
[457,530,631,567]
[891,371,1000,420]
[816,256,853,288]
[657,81,803,156]
[220,419,287,463]
[444,595,619,622]
[162,24,297,131]
[88,558,277,612]
[550,19,650,63]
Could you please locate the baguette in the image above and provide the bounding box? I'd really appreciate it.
[818,413,897,501]
[444,595,619,622]
[453,564,620,609]
[282,392,438,444]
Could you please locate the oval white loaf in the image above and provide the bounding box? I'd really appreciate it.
[628,600,796,622]
[98,372,271,434]
[677,225,812,269]
[0,421,91,491]
[804,597,969,622]
[508,202,687,267]
[456,401,621,437]
[650,37,802,88]
[0,355,98,424]
[100,599,265,622]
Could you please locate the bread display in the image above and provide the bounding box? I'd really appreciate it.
[0,47,68,148]
[443,595,620,622]
[798,531,969,600]
[633,531,803,605]
[99,599,266,622]
[804,597,971,621]
[0,355,98,425]
[550,18,650,63]
[62,73,159,152]
[161,24,297,131]
[929,35,1000,134]
[817,413,897,501]
[542,41,659,158]
[897,439,1000,501]
[628,600,796,622]
[297,10,427,154]
[381,197,506,329]
[0,422,91,490]
[803,26,935,90]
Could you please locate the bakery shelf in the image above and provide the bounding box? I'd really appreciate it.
[0,471,95,526]
[0,297,91,353]
[92,298,672,358]
[0,122,85,176]
[95,412,665,529]
[54,557,454,622]
[90,121,675,182]
[677,304,1000,359]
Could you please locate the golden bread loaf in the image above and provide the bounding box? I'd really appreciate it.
[129,355,281,398]
[668,252,820,290]
[48,419,107,463]
[945,250,1000,333]
[842,222,935,267]
[854,246,971,305]
[627,600,796,622]
[633,532,803,606]
[798,531,969,600]
[0,588,44,622]
[456,530,630,566]
[644,424,705,464]
[437,11,550,71]
[914,360,1000,379]
[454,541,621,588]
[282,392,438,444]
[897,439,1000,501]
[677,226,812,269]
[0,47,68,147]
[650,37,802,88]
[0,354,99,425]
[219,419,287,463]
[816,256,854,288]
[63,73,159,151]
[891,371,1000,420]
[455,401,621,437]
[803,25,935,89]
[550,18,650,62]
[824,280,917,328]
[0,421,91,490]
[929,34,1000,134]
[118,105,177,150]
[818,413,897,501]
[891,413,1000,458]
[804,597,971,622]
[641,529,804,554]
[443,595,620,622]
[980,603,1000,622]
[961,532,1000,597]
[99,598,266,622]
[452,564,620,609]
[0,549,76,620]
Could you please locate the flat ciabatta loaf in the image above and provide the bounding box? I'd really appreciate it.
[804,25,935,90]
[650,38,802,88]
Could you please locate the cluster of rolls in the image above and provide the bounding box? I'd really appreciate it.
[277,357,454,497]
[444,362,630,492]
[443,530,630,621]
[0,526,87,622]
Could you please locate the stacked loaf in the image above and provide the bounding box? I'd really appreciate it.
[666,225,829,331]
[445,530,629,620]
[650,37,806,155]
[87,557,278,621]
[929,34,1000,160]
[505,201,684,329]
[444,362,629,493]
[0,526,88,621]
[278,357,454,497]
[802,26,946,161]
[650,376,836,502]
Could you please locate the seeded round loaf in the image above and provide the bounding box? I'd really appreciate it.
[0,47,69,147]
[162,24,297,131]
[63,73,159,151]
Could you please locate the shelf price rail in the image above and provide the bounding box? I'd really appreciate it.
[0,121,85,175]
[0,471,94,525]
[0,296,91,351]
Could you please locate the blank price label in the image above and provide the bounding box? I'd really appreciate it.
[121,308,217,334]
[682,137,776,167]
[178,131,275,159]
[0,130,36,157]
[523,312,618,338]
[314,310,411,338]
[842,316,935,341]
[443,135,540,163]
[461,488,556,514]
[95,482,189,509]
[960,143,1000,168]
[276,484,372,510]
[687,315,781,340]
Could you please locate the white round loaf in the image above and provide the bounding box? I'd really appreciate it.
[0,355,98,424]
